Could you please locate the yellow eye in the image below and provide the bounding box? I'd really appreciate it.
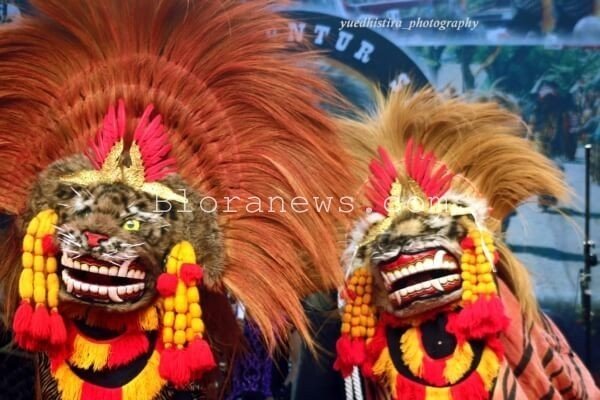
[123,219,141,231]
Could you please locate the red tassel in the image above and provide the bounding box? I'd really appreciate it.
[107,332,149,368]
[349,339,366,365]
[159,347,191,388]
[185,338,216,373]
[49,310,67,346]
[81,381,122,400]
[333,335,354,377]
[31,305,51,340]
[447,297,509,341]
[49,343,72,372]
[362,323,388,379]
[156,273,178,297]
[13,301,33,335]
[333,335,366,377]
[179,264,203,286]
[449,370,488,400]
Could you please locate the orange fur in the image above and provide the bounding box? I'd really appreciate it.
[0,0,356,348]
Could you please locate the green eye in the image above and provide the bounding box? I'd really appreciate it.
[123,219,141,231]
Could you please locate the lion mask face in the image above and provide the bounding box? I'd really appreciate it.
[364,208,469,318]
[26,155,223,315]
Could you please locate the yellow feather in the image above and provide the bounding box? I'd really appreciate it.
[476,347,501,391]
[400,327,424,377]
[122,351,166,400]
[372,348,399,399]
[54,363,83,400]
[444,342,474,384]
[69,335,110,371]
[139,306,159,331]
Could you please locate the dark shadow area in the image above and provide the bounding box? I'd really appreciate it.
[0,328,35,400]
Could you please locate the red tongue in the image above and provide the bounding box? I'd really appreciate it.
[380,248,438,272]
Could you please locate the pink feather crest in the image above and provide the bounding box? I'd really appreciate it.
[133,104,176,182]
[366,147,399,216]
[89,100,126,169]
[88,101,176,182]
[404,138,454,201]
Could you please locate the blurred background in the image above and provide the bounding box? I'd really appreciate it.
[0,0,599,399]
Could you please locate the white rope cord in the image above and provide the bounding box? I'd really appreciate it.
[344,375,354,400]
[344,366,364,400]
[351,366,364,400]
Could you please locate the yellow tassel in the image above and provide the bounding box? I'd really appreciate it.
[122,351,167,400]
[475,347,501,391]
[18,269,34,299]
[461,226,499,305]
[341,266,376,339]
[54,363,84,400]
[425,386,452,400]
[20,209,58,308]
[443,342,474,384]
[372,347,399,399]
[400,327,424,377]
[69,335,111,371]
[161,240,206,349]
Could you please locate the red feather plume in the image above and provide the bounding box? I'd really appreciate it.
[404,138,454,200]
[88,100,176,182]
[366,147,399,216]
[366,141,455,215]
[133,104,176,182]
[89,100,126,170]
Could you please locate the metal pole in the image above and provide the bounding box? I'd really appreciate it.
[582,143,596,367]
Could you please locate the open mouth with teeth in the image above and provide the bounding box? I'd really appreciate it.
[379,248,461,311]
[60,254,147,304]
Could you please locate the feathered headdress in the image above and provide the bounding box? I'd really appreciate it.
[339,87,569,322]
[0,0,353,384]
[332,89,570,398]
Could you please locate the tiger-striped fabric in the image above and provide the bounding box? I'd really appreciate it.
[492,283,599,399]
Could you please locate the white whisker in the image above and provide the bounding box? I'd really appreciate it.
[59,238,82,248]
[122,243,144,248]
[70,186,82,197]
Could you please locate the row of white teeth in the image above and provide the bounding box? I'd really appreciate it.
[382,250,457,286]
[399,273,459,296]
[61,270,144,303]
[61,254,145,280]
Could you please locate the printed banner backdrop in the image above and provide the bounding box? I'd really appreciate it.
[293,0,600,45]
